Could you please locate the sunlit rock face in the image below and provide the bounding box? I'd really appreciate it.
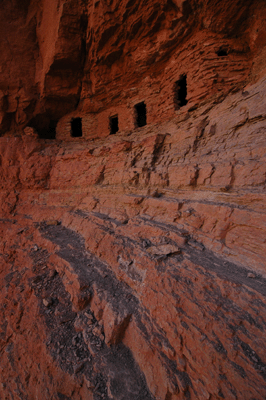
[0,1,266,399]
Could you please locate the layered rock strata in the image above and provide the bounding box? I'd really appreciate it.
[0,74,266,399]
[0,0,266,138]
[0,0,266,399]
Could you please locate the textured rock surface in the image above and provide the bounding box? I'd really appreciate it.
[0,0,266,137]
[0,1,266,400]
[1,75,266,399]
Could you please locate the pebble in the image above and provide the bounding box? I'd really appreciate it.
[187,240,205,251]
[85,378,94,389]
[72,336,78,345]
[247,272,256,278]
[73,361,85,374]
[46,220,60,226]
[151,190,161,198]
[43,298,52,307]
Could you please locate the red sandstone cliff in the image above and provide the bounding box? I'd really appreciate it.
[1,0,266,138]
[0,1,266,399]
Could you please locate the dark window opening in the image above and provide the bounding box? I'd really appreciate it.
[109,115,119,135]
[46,120,57,139]
[135,102,147,128]
[71,118,82,137]
[174,75,188,109]
[216,49,228,57]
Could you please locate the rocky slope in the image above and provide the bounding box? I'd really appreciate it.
[1,75,266,399]
[0,1,266,400]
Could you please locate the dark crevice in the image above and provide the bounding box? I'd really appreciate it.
[0,112,14,136]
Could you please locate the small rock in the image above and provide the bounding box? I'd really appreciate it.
[220,185,231,192]
[43,298,52,307]
[43,299,49,307]
[24,126,38,137]
[85,313,94,325]
[118,256,133,268]
[54,308,60,316]
[247,272,256,278]
[147,244,181,256]
[73,361,85,374]
[174,211,182,220]
[188,240,205,251]
[85,378,95,389]
[142,239,151,248]
[93,326,102,336]
[133,196,144,205]
[151,189,162,198]
[184,209,192,216]
[46,220,60,226]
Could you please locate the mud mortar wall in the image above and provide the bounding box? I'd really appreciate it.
[56,31,251,141]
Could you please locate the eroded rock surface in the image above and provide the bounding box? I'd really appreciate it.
[1,73,266,399]
[0,0,266,137]
[0,1,266,399]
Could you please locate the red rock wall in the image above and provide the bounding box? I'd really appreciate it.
[56,29,252,141]
[1,75,266,399]
[0,0,266,138]
[0,1,266,400]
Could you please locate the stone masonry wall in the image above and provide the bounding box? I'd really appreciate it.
[56,31,251,141]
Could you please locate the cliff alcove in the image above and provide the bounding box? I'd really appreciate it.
[0,1,266,399]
